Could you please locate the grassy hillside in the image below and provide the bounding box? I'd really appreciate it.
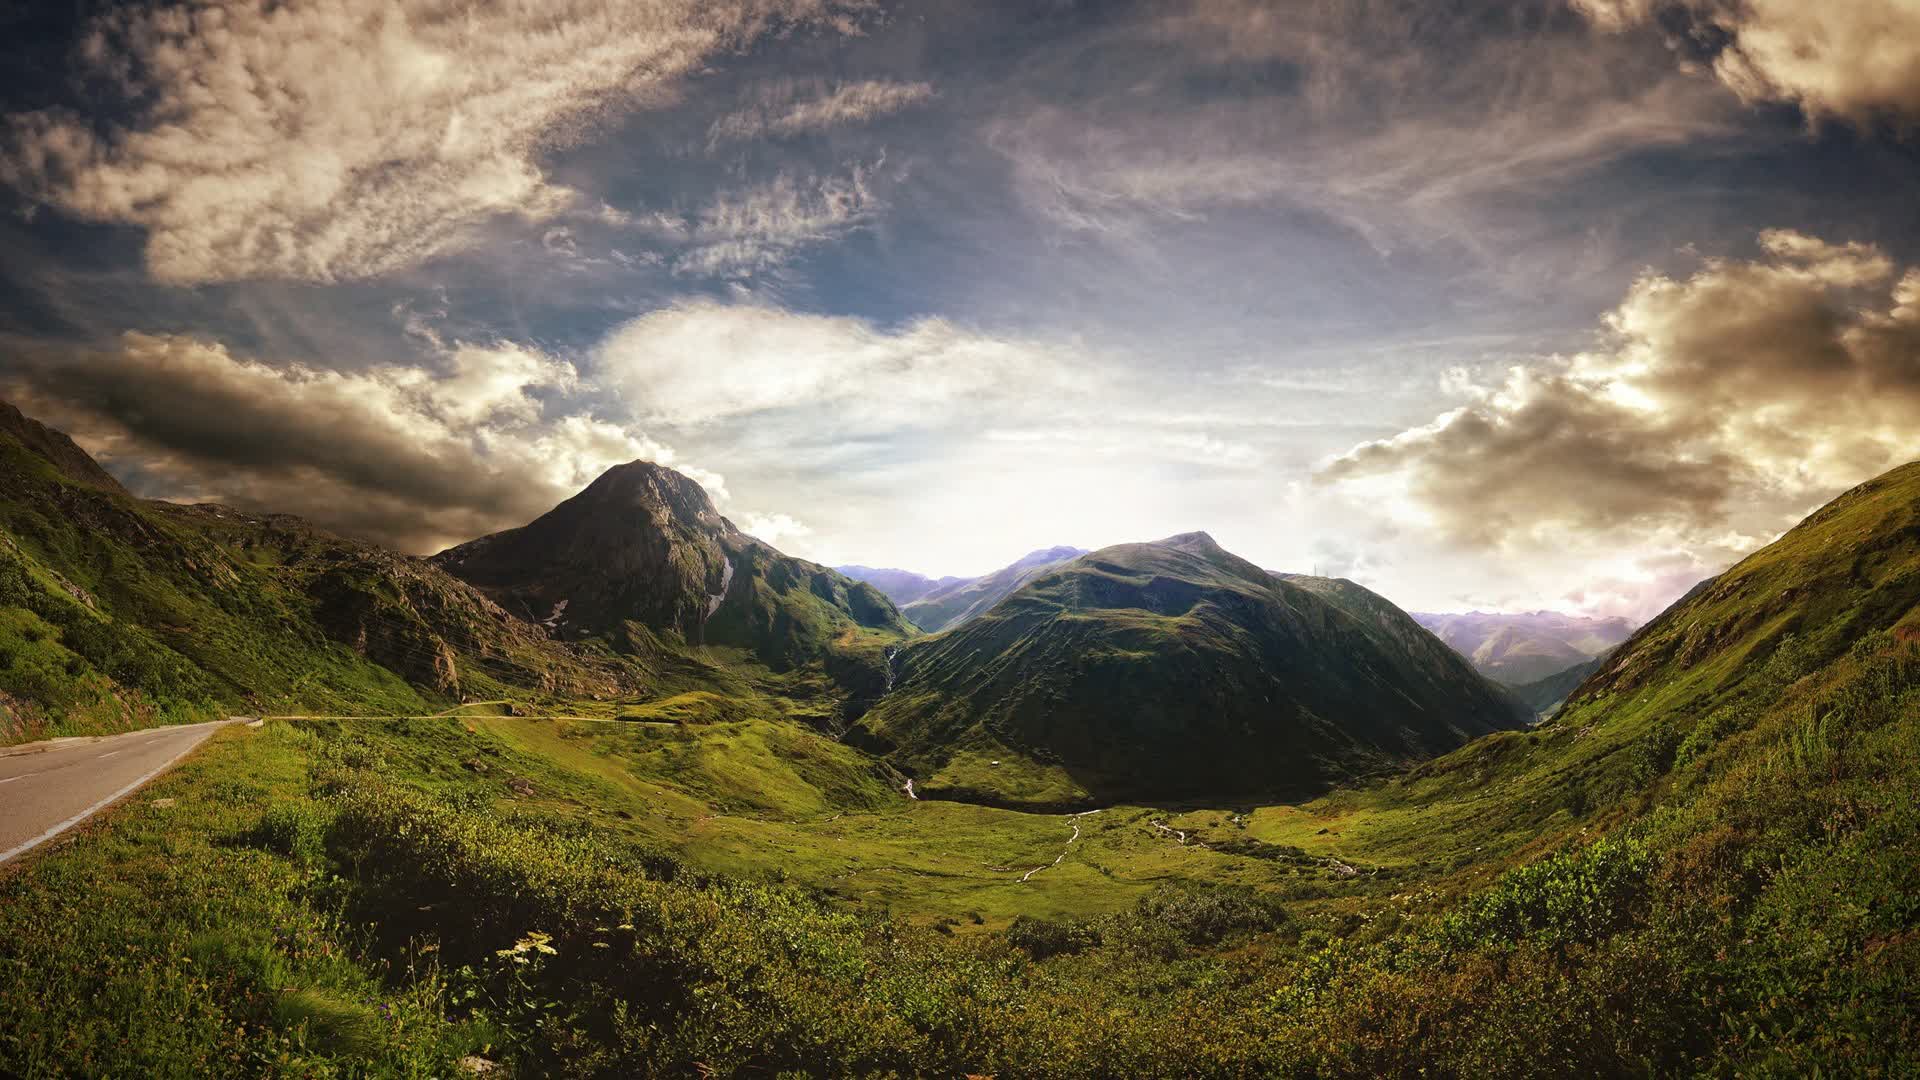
[859,533,1526,807]
[0,406,915,744]
[3,425,1916,1075]
[0,420,626,742]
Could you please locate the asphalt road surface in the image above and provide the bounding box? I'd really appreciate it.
[0,721,232,866]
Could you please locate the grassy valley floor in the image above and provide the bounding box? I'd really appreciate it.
[5,618,1915,1076]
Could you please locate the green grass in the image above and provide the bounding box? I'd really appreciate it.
[859,532,1525,808]
[0,723,490,1076]
[4,624,1916,1076]
[3,442,1919,1075]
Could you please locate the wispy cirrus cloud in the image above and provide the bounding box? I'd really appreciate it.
[0,0,870,285]
[708,79,934,145]
[669,165,887,278]
[986,0,1735,256]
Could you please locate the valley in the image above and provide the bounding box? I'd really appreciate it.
[0,400,1915,1076]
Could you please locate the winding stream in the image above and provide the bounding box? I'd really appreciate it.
[1019,809,1103,882]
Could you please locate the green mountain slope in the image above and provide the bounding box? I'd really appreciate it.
[0,401,631,743]
[1507,653,1607,715]
[857,533,1527,806]
[898,545,1088,632]
[1205,458,1920,1074]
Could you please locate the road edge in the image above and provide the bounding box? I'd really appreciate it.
[0,724,230,866]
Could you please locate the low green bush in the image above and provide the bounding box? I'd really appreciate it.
[1007,914,1098,959]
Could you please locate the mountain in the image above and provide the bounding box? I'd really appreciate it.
[834,565,969,606]
[434,461,914,674]
[1571,462,1920,714]
[0,400,127,494]
[0,400,628,742]
[1411,610,1637,684]
[855,532,1528,807]
[1506,653,1607,716]
[897,545,1089,632]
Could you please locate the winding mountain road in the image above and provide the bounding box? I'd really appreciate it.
[0,721,233,866]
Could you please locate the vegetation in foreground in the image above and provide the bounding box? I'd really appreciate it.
[3,620,1914,1075]
[2,415,1918,1076]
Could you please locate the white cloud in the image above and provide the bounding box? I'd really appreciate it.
[595,298,1086,428]
[0,0,867,284]
[1576,0,1920,126]
[709,79,933,144]
[735,511,813,547]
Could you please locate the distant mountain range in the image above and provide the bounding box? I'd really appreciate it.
[839,546,1090,633]
[829,565,971,607]
[856,532,1529,807]
[1410,610,1638,685]
[1505,653,1609,716]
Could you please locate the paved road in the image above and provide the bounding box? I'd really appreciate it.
[0,721,232,865]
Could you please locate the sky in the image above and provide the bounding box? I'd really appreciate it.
[1,0,1918,620]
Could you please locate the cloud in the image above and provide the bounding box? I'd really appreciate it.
[1,332,713,553]
[735,511,813,547]
[708,79,933,144]
[670,166,884,278]
[1575,0,1920,126]
[1319,230,1920,555]
[987,0,1731,252]
[595,298,1087,428]
[0,0,866,284]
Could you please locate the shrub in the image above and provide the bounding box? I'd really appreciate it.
[1006,915,1098,959]
[247,800,333,865]
[1133,884,1291,947]
[1440,833,1656,951]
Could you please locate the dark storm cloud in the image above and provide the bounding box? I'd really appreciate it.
[0,332,701,553]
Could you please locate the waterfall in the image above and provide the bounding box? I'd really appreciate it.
[705,556,735,619]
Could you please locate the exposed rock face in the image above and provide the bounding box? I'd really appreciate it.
[434,461,913,670]
[435,462,733,641]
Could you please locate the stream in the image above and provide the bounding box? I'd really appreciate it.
[1019,809,1103,882]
